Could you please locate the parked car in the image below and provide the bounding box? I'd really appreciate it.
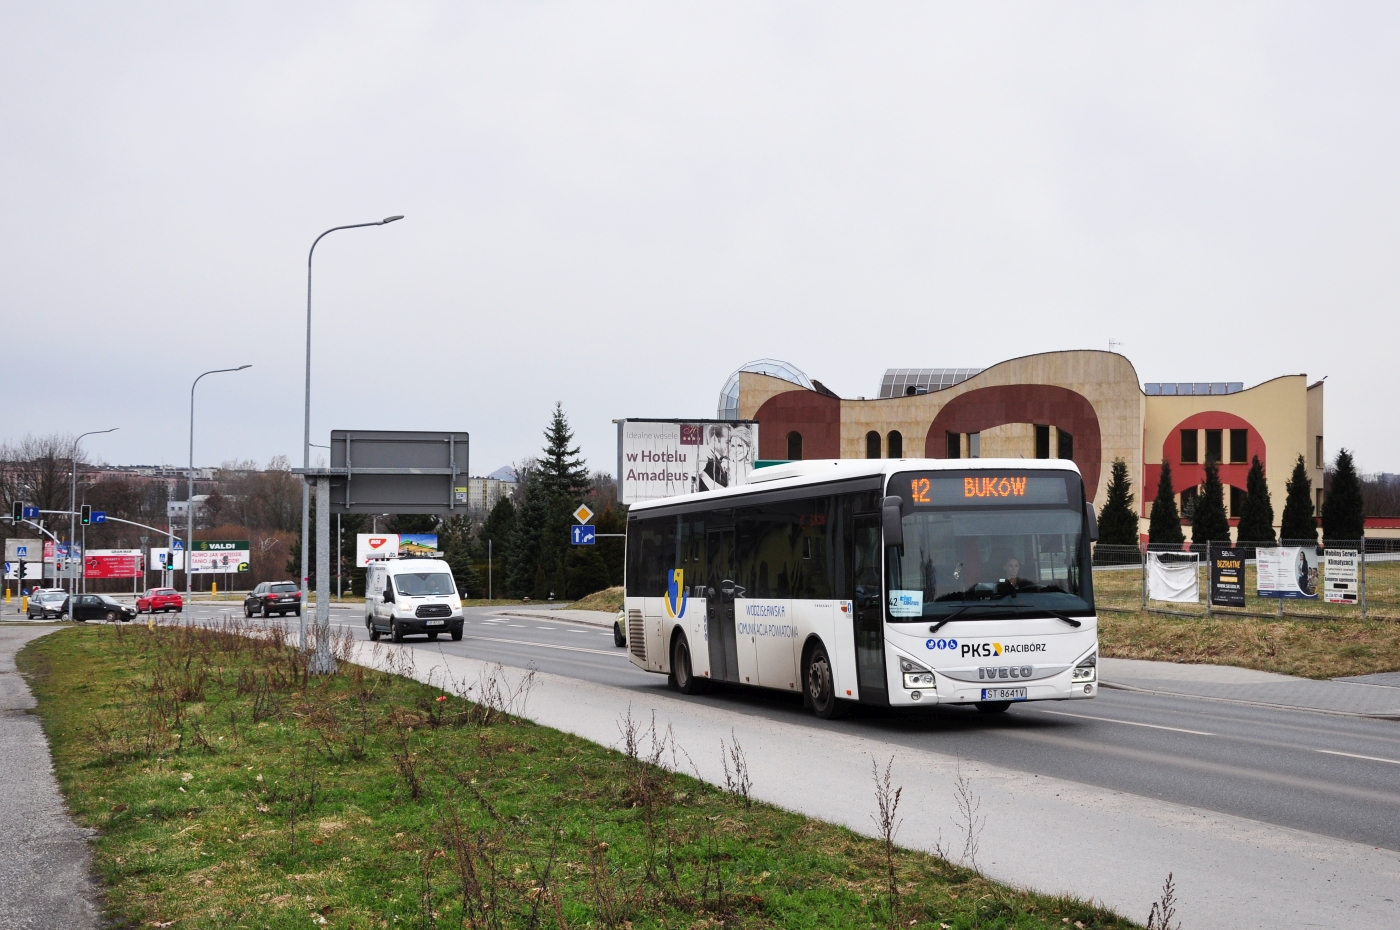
[27,591,69,619]
[364,556,463,642]
[136,587,184,613]
[244,581,302,618]
[69,594,137,623]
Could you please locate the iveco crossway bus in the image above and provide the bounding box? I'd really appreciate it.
[623,459,1099,717]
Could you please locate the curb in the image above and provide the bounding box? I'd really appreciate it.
[491,610,615,630]
[1099,679,1400,721]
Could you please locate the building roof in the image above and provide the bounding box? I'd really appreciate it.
[718,359,814,420]
[878,368,984,398]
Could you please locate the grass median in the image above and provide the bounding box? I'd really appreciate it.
[1094,561,1400,678]
[18,622,1138,930]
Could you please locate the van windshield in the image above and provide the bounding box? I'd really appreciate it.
[394,572,456,597]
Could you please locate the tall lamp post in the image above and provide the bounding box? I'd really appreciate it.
[70,428,118,594]
[188,366,251,601]
[301,215,403,660]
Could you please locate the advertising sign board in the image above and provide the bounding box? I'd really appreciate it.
[1209,547,1246,608]
[150,548,184,571]
[188,541,251,574]
[354,534,438,567]
[3,562,43,580]
[616,419,760,505]
[326,430,469,516]
[4,539,42,562]
[1257,547,1319,599]
[85,549,144,579]
[1322,549,1360,604]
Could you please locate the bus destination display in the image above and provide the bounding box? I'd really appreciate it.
[905,472,1071,507]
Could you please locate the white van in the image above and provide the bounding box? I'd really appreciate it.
[365,556,464,642]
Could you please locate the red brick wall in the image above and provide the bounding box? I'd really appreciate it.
[1143,411,1265,518]
[921,384,1103,501]
[754,390,842,460]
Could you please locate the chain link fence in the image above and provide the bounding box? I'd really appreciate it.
[1092,539,1400,621]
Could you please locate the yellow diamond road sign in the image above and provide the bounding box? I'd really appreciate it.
[573,504,595,525]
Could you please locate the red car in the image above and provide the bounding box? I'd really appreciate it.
[136,587,184,613]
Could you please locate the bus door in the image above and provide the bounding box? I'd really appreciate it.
[705,528,740,683]
[851,513,888,703]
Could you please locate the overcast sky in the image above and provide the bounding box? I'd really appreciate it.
[4,2,1398,477]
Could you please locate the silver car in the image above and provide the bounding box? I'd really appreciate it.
[27,591,69,619]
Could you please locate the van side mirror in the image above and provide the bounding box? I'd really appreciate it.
[882,495,904,551]
[383,587,395,603]
[1085,500,1099,543]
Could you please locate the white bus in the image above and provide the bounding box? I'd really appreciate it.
[623,458,1099,718]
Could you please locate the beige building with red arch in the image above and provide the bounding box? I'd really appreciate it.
[728,351,1325,540]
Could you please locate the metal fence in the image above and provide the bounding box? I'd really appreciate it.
[1091,539,1400,621]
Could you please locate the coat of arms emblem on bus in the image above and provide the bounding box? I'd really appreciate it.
[665,568,688,619]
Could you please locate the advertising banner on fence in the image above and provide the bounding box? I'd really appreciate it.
[1323,549,1360,604]
[354,534,439,567]
[1147,552,1199,603]
[1257,547,1319,599]
[188,541,251,574]
[85,549,144,579]
[617,419,760,505]
[1209,547,1246,608]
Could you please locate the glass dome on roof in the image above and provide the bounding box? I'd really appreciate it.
[717,359,813,420]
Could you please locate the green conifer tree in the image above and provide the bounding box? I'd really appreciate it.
[1190,458,1231,549]
[438,514,482,598]
[1321,448,1365,544]
[478,495,516,594]
[1279,454,1317,543]
[1147,459,1185,546]
[505,463,545,597]
[1234,455,1276,546]
[1097,458,1139,547]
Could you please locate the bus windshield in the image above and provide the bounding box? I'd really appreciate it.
[886,470,1092,620]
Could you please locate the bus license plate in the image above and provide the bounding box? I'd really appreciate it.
[981,688,1027,701]
[426,620,445,626]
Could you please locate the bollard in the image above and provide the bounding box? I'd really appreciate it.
[21,595,28,615]
[212,581,217,598]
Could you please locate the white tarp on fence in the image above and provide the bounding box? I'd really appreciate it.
[1147,552,1200,603]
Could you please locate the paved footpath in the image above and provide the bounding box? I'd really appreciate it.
[346,638,1400,930]
[0,625,101,929]
[1101,657,1400,717]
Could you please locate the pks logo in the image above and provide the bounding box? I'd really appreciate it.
[925,638,959,651]
[665,568,687,619]
[960,642,1003,658]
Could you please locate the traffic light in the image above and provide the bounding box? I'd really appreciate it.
[80,504,91,526]
[11,500,21,523]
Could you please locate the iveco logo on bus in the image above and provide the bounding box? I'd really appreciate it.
[960,641,1048,657]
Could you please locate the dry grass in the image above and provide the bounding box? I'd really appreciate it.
[569,586,625,612]
[1094,561,1400,678]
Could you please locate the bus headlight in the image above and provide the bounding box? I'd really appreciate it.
[899,656,935,690]
[1072,652,1097,683]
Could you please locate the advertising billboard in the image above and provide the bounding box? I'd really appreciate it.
[355,534,438,567]
[1209,547,1246,608]
[1322,549,1360,604]
[85,549,144,579]
[1257,546,1319,599]
[189,541,251,574]
[616,419,760,506]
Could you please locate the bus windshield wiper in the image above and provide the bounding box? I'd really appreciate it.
[927,605,1082,632]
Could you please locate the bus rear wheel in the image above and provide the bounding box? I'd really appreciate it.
[806,644,843,719]
[669,637,707,695]
[975,701,1012,714]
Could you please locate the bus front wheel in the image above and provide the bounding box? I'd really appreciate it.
[806,644,843,720]
[669,637,707,695]
[975,701,1012,714]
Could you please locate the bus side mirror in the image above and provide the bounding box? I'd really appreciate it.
[1085,500,1099,542]
[881,496,904,551]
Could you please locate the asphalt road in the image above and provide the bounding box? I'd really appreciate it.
[182,602,1400,854]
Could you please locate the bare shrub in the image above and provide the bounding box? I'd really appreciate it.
[392,725,423,801]
[719,730,752,806]
[1146,872,1179,930]
[870,754,903,917]
[953,764,985,870]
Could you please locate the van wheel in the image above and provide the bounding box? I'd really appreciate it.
[806,644,843,720]
[369,625,380,641]
[391,621,404,643]
[427,632,439,641]
[451,627,463,641]
[669,637,707,695]
[975,701,1012,714]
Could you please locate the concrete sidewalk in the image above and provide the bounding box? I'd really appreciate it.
[351,640,1400,930]
[0,626,101,929]
[1101,657,1400,718]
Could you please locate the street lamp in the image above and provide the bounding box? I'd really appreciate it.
[70,428,118,595]
[301,215,403,658]
[188,366,251,602]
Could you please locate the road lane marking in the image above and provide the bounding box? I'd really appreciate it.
[508,624,525,627]
[535,626,556,630]
[464,635,624,658]
[567,629,590,633]
[1037,709,1215,736]
[1316,749,1400,766]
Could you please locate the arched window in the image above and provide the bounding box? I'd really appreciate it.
[787,431,803,461]
[866,431,881,459]
[887,431,903,459]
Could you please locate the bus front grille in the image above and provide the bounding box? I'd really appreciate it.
[628,610,646,660]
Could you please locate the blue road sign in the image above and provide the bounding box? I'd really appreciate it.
[172,539,184,550]
[571,525,596,546]
[21,506,39,519]
[16,546,28,558]
[92,511,106,524]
